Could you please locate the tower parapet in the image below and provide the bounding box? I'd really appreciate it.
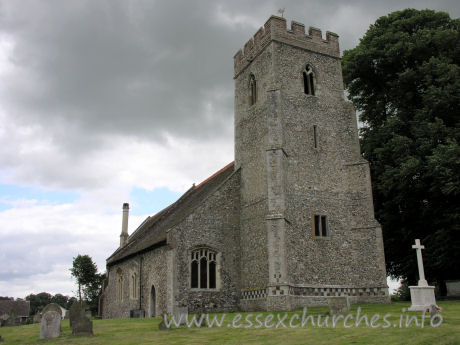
[233,16,339,77]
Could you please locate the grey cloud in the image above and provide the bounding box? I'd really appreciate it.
[2,0,458,144]
[0,0,458,188]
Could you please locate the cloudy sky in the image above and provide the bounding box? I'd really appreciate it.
[1,0,459,299]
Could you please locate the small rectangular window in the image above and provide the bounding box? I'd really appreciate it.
[321,215,327,236]
[313,125,318,148]
[313,214,329,238]
[314,215,320,236]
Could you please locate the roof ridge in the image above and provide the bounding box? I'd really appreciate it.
[194,161,235,190]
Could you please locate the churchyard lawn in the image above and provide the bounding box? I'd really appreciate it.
[1,301,459,345]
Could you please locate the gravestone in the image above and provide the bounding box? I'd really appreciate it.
[0,314,9,327]
[33,313,41,324]
[69,302,93,336]
[327,297,350,315]
[40,311,61,339]
[72,317,93,336]
[0,335,3,342]
[174,306,188,325]
[446,280,460,297]
[130,309,145,318]
[195,311,207,327]
[69,302,87,328]
[408,239,437,311]
[42,303,62,319]
[158,318,168,330]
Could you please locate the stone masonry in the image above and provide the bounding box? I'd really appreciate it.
[101,15,390,318]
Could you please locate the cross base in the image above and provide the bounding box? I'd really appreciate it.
[408,285,436,312]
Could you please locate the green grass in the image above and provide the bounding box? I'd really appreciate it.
[1,301,459,345]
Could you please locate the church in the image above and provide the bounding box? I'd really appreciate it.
[100,15,390,318]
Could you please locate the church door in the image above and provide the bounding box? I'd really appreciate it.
[150,285,156,317]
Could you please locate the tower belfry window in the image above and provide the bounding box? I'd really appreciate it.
[303,64,315,95]
[249,74,257,106]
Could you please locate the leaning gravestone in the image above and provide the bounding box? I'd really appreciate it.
[42,303,63,319]
[69,302,93,336]
[40,311,61,339]
[328,296,350,315]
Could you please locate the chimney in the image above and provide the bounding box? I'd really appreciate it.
[120,203,129,247]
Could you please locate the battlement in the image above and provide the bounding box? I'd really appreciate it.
[234,16,340,77]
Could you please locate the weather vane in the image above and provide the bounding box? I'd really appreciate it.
[278,8,285,17]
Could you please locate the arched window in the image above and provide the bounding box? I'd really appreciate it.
[249,74,257,106]
[303,64,315,95]
[130,272,138,299]
[116,269,123,302]
[191,248,217,289]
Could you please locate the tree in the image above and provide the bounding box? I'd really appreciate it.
[342,9,460,294]
[66,296,78,310]
[50,294,70,308]
[25,292,52,315]
[70,254,104,314]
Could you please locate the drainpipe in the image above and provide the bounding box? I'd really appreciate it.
[139,255,143,311]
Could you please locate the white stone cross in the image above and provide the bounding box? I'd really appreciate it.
[412,239,428,287]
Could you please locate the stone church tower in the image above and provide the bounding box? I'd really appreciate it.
[101,16,389,319]
[234,16,389,310]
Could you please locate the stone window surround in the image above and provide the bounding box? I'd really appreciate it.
[248,73,257,107]
[313,124,319,149]
[116,268,123,302]
[130,271,139,300]
[311,214,330,239]
[189,246,222,291]
[301,63,318,97]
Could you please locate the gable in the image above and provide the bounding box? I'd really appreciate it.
[107,162,238,266]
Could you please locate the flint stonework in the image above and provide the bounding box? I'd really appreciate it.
[101,15,390,318]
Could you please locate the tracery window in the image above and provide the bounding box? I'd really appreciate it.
[303,64,315,95]
[191,248,217,289]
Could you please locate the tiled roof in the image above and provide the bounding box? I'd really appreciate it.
[107,162,235,266]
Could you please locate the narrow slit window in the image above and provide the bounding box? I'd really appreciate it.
[303,64,315,95]
[313,125,318,148]
[314,215,320,236]
[249,74,257,106]
[321,216,327,236]
[313,214,329,238]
